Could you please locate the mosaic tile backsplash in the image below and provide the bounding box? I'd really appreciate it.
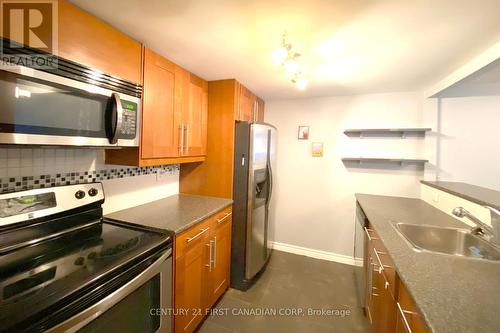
[0,148,179,194]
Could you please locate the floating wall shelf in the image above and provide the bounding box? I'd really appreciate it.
[341,157,429,166]
[344,128,431,138]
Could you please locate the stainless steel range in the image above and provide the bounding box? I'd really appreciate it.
[0,183,173,333]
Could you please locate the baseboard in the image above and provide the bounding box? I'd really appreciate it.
[271,241,361,267]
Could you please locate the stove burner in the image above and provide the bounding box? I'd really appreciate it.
[98,237,140,258]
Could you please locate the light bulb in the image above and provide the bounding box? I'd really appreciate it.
[284,59,300,76]
[296,78,308,90]
[272,47,288,65]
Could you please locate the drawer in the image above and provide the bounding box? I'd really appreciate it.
[175,218,212,259]
[212,206,232,229]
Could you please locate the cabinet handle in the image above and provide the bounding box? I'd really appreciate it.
[179,124,185,155]
[216,212,232,224]
[206,242,213,272]
[184,124,189,154]
[364,227,380,241]
[397,302,417,333]
[374,249,393,270]
[213,236,217,268]
[186,227,209,243]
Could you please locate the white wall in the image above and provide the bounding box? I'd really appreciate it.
[101,172,179,214]
[265,92,427,257]
[423,95,500,190]
[0,147,179,215]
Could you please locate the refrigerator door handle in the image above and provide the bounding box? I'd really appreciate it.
[266,162,273,205]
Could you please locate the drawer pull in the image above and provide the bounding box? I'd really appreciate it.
[364,227,379,241]
[186,227,209,243]
[374,249,393,270]
[397,302,417,333]
[216,212,232,224]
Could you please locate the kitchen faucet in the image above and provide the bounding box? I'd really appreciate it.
[452,206,500,245]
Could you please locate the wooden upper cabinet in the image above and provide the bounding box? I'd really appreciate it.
[256,97,265,122]
[141,48,181,159]
[237,84,256,122]
[181,73,208,157]
[58,0,142,83]
[106,48,208,166]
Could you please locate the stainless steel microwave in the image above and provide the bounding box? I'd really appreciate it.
[0,47,142,147]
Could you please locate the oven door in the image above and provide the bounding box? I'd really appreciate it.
[46,248,172,333]
[0,65,140,147]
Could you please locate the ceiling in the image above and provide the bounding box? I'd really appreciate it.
[70,0,500,100]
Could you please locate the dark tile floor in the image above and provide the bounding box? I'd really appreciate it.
[198,251,370,333]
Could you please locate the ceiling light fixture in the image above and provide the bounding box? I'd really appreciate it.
[273,32,308,90]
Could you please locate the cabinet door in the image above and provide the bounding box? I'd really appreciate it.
[141,48,181,159]
[397,282,428,333]
[175,224,211,333]
[238,85,255,121]
[207,210,232,306]
[58,0,142,83]
[379,276,397,333]
[182,73,208,156]
[256,98,265,122]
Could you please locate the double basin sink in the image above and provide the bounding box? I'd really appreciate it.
[395,223,500,261]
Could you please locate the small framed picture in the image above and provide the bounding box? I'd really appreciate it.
[298,126,309,140]
[311,142,323,157]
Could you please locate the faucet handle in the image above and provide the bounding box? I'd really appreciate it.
[485,206,500,244]
[484,206,500,217]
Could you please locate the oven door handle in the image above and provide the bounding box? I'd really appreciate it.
[46,248,172,333]
[105,92,124,144]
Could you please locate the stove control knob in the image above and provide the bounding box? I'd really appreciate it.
[75,190,86,199]
[88,188,99,197]
[74,257,85,266]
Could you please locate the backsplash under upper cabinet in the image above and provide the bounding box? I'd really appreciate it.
[0,147,179,194]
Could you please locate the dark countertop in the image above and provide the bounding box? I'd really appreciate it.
[421,180,500,210]
[105,194,233,234]
[356,193,500,333]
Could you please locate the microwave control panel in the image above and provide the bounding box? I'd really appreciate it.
[120,100,138,138]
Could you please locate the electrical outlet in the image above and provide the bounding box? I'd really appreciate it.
[156,169,169,181]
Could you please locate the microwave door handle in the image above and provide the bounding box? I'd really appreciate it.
[106,93,123,144]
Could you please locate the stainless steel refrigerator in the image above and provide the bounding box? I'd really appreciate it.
[231,121,277,291]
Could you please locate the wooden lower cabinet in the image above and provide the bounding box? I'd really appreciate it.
[174,207,232,333]
[365,224,427,333]
[207,209,232,302]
